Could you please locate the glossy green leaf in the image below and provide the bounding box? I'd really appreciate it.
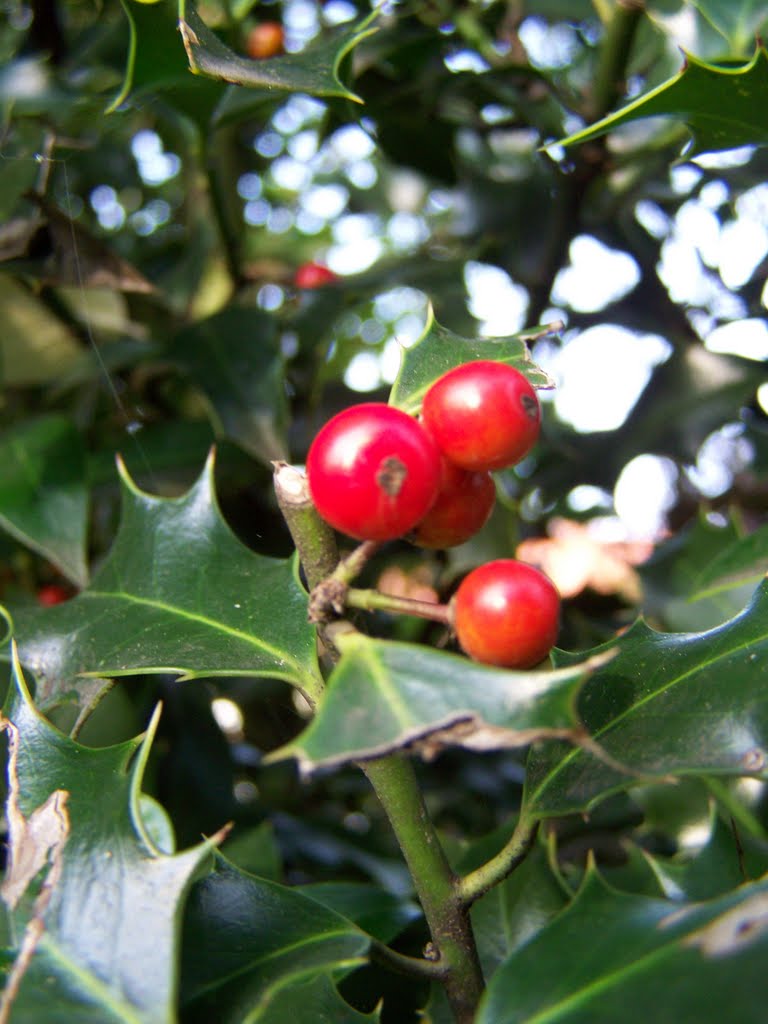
[389,306,557,416]
[178,2,379,125]
[168,308,289,463]
[180,855,370,1023]
[0,416,88,587]
[246,974,380,1024]
[691,522,768,599]
[274,634,605,774]
[477,865,768,1023]
[525,580,768,819]
[9,452,321,710]
[0,652,216,1023]
[296,882,420,943]
[557,44,768,157]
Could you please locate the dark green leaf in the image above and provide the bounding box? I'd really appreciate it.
[180,855,370,1023]
[10,452,321,710]
[245,974,380,1024]
[273,634,604,773]
[525,581,768,818]
[0,416,88,587]
[557,44,768,157]
[477,866,768,1023]
[177,3,379,126]
[0,652,215,1024]
[296,882,420,943]
[389,306,556,416]
[691,522,768,599]
[168,308,289,463]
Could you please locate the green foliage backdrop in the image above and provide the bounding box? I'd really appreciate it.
[1,0,767,1021]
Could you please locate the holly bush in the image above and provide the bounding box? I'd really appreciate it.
[1,1,768,1021]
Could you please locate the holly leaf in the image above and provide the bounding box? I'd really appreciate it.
[690,522,768,599]
[177,2,380,127]
[389,306,557,416]
[477,865,768,1024]
[0,416,88,588]
[690,0,768,55]
[524,580,768,819]
[272,633,607,774]
[8,451,322,710]
[0,650,218,1024]
[168,308,289,464]
[556,44,768,157]
[180,854,371,1023]
[243,975,380,1023]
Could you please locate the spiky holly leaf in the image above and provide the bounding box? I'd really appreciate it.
[179,2,379,127]
[272,634,605,774]
[9,452,321,710]
[525,580,768,819]
[477,864,768,1023]
[0,651,217,1023]
[556,43,768,157]
[389,305,557,416]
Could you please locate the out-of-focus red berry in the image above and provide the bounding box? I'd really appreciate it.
[246,22,285,60]
[294,262,338,289]
[37,584,72,606]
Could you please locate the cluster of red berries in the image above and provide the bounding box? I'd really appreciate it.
[306,360,560,669]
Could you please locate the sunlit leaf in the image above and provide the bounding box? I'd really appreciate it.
[691,522,768,599]
[0,416,88,587]
[273,634,604,774]
[389,306,557,416]
[0,651,216,1023]
[556,43,768,157]
[9,452,322,710]
[525,581,768,818]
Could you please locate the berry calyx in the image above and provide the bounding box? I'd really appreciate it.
[245,21,285,59]
[452,559,559,668]
[421,360,541,471]
[412,457,495,549]
[294,262,338,289]
[307,404,441,542]
[37,584,72,606]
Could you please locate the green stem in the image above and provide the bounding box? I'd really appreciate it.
[273,465,486,1022]
[362,756,485,1023]
[458,814,539,906]
[705,776,768,840]
[590,0,646,122]
[346,587,452,625]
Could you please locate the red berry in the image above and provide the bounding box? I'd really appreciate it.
[294,262,337,289]
[37,584,71,606]
[307,404,441,541]
[452,559,559,668]
[412,457,495,549]
[422,360,541,471]
[246,21,285,59]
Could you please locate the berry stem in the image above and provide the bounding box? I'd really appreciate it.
[346,587,452,626]
[273,462,339,587]
[457,813,539,906]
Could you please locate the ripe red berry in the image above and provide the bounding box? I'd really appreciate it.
[412,457,495,549]
[421,360,541,471]
[37,584,71,606]
[452,559,559,668]
[307,404,441,541]
[294,262,337,289]
[246,21,285,60]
